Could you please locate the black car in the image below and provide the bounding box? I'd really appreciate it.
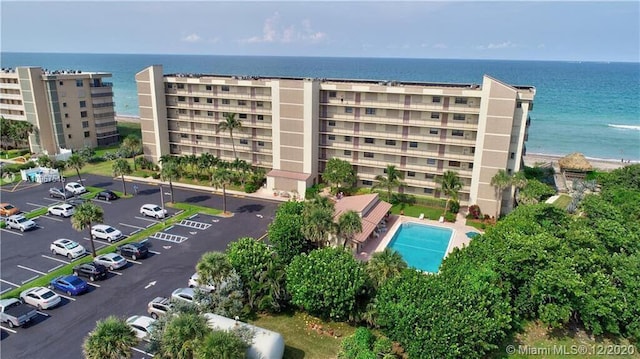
[95,190,118,201]
[116,242,149,260]
[72,262,108,281]
[49,187,72,199]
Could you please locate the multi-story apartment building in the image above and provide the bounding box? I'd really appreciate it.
[0,67,119,154]
[136,65,535,216]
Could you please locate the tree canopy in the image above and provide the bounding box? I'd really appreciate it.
[322,158,356,191]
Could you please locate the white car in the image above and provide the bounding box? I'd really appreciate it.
[188,272,215,292]
[171,288,195,304]
[91,224,123,242]
[126,315,156,341]
[48,203,75,217]
[140,204,167,219]
[5,215,37,232]
[20,287,61,310]
[64,182,86,195]
[94,253,127,270]
[50,239,86,259]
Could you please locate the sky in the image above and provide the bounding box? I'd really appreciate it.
[1,1,638,62]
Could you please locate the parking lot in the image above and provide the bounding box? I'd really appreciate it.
[0,174,279,359]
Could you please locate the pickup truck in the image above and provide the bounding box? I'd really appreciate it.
[0,298,37,328]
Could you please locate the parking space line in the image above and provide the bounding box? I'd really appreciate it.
[149,250,161,255]
[126,259,142,265]
[21,275,39,284]
[0,279,20,287]
[129,229,141,236]
[91,199,112,205]
[146,223,155,228]
[95,243,107,251]
[41,255,70,265]
[108,270,123,276]
[39,215,63,222]
[17,265,46,275]
[0,326,17,334]
[36,311,50,317]
[47,264,64,272]
[57,293,76,301]
[0,228,23,237]
[119,223,146,230]
[26,202,47,208]
[87,282,100,288]
[41,198,62,203]
[135,216,160,224]
[131,347,154,357]
[0,288,12,295]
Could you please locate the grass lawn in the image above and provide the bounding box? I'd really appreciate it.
[251,311,355,359]
[552,194,572,210]
[166,202,222,216]
[77,158,135,178]
[116,122,141,139]
[503,321,640,359]
[466,219,486,230]
[390,203,442,220]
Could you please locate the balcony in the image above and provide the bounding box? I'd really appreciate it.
[90,82,112,88]
[0,82,21,90]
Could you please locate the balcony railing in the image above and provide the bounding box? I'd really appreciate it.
[90,82,113,87]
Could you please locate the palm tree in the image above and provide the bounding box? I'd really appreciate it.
[210,167,234,214]
[121,135,141,170]
[490,169,512,219]
[196,251,233,287]
[336,210,363,248]
[37,154,52,168]
[52,159,66,177]
[217,113,243,159]
[366,248,408,289]
[160,313,210,359]
[66,153,85,183]
[511,170,528,204]
[71,202,104,257]
[195,330,249,359]
[438,170,463,215]
[301,197,336,248]
[373,165,405,202]
[11,120,33,148]
[83,315,138,359]
[160,157,180,204]
[112,158,132,196]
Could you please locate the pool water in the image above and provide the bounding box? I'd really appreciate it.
[386,222,453,273]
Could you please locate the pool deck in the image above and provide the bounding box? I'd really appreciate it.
[355,212,482,261]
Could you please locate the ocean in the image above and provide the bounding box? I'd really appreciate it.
[1,52,639,161]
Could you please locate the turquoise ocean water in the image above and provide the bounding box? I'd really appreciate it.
[2,53,638,161]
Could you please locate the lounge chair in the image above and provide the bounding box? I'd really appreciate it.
[418,213,424,220]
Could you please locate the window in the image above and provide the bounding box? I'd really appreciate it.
[221,85,230,92]
[425,173,435,179]
[178,96,185,102]
[257,115,264,121]
[76,80,83,87]
[507,169,512,175]
[363,152,374,158]
[385,140,396,146]
[429,128,439,135]
[180,133,188,138]
[452,130,464,137]
[258,141,265,147]
[167,84,173,89]
[365,138,375,144]
[179,109,187,114]
[468,163,474,169]
[448,161,461,167]
[516,102,522,108]
[345,107,353,114]
[194,110,201,116]
[431,112,440,119]
[239,113,247,119]
[177,84,185,89]
[256,101,264,107]
[68,134,72,139]
[79,101,86,108]
[453,114,465,121]
[207,98,213,104]
[62,102,67,108]
[427,158,436,165]
[409,142,418,148]
[362,180,373,186]
[222,99,230,105]
[344,136,352,142]
[365,108,376,115]
[196,135,203,140]
[238,100,246,106]
[59,81,64,86]
[328,135,336,140]
[204,85,212,90]
[329,91,337,98]
[328,120,336,127]
[84,131,90,138]
[407,171,416,177]
[239,139,248,145]
[207,111,214,116]
[423,188,434,194]
[80,111,87,118]
[432,96,441,103]
[64,113,69,118]
[82,121,89,128]
[455,97,468,105]
[344,150,351,156]
[194,97,200,103]
[510,152,515,159]
[65,124,70,129]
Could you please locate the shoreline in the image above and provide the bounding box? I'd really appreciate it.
[113,114,637,171]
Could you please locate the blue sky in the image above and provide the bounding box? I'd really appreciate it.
[1,1,638,62]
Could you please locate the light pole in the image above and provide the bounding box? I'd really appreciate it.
[159,184,165,213]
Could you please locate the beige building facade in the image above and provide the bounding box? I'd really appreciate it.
[0,67,119,155]
[136,65,535,216]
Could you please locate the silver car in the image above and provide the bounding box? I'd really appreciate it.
[94,253,127,270]
[50,239,86,259]
[20,287,61,310]
[171,288,195,304]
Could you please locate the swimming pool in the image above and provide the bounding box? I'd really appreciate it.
[386,222,453,273]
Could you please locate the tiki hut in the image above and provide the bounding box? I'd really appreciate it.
[558,152,593,179]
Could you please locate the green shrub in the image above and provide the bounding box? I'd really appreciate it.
[468,204,482,219]
[305,184,322,199]
[151,172,161,179]
[448,199,460,214]
[87,156,105,164]
[444,212,456,222]
[243,182,259,193]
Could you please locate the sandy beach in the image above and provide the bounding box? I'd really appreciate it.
[524,153,636,171]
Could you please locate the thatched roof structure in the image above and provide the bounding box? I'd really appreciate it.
[558,152,593,172]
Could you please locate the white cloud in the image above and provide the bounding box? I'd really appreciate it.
[182,33,201,43]
[475,41,516,50]
[242,13,327,44]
